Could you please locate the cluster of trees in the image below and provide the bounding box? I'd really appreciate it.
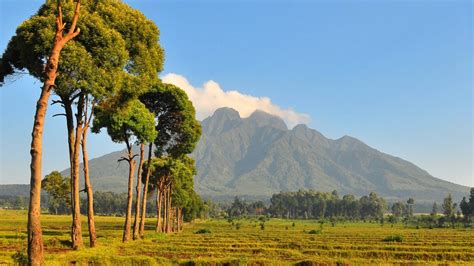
[0,196,34,210]
[225,190,386,220]
[0,0,201,263]
[226,197,266,218]
[388,189,474,228]
[458,188,474,223]
[269,190,386,220]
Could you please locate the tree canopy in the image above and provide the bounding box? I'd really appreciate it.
[1,0,163,91]
[140,83,201,158]
[92,98,156,145]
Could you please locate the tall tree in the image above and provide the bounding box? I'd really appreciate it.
[442,194,457,227]
[406,198,415,218]
[138,82,202,236]
[145,157,174,232]
[92,98,156,242]
[469,188,474,219]
[0,0,81,262]
[459,197,470,222]
[391,202,406,218]
[431,202,438,216]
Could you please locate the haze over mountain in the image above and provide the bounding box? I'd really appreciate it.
[1,108,468,203]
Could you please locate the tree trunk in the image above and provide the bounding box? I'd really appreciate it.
[60,96,75,216]
[82,101,96,248]
[162,188,167,233]
[171,207,175,232]
[179,208,183,231]
[177,208,180,232]
[167,185,172,233]
[28,1,81,264]
[122,143,136,242]
[71,94,84,250]
[155,190,162,232]
[132,144,145,240]
[139,143,153,237]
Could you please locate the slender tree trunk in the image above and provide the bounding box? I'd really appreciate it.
[179,208,183,231]
[28,1,81,264]
[155,190,162,232]
[139,143,153,236]
[171,207,175,232]
[122,142,136,242]
[82,100,96,247]
[60,96,75,216]
[132,144,145,240]
[162,187,167,233]
[71,94,84,249]
[177,208,180,232]
[167,185,172,233]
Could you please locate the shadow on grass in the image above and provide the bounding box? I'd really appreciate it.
[43,230,64,236]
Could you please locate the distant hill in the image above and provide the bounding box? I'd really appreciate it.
[0,184,30,197]
[1,108,469,203]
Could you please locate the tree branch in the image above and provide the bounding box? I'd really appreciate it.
[56,0,64,33]
[62,0,81,43]
[118,157,130,163]
[52,113,67,118]
[51,99,64,105]
[68,0,81,35]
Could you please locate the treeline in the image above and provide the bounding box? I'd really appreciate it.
[225,188,474,227]
[259,190,386,220]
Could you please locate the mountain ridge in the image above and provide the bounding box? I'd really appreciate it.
[193,108,469,202]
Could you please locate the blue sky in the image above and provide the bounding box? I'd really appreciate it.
[0,0,472,186]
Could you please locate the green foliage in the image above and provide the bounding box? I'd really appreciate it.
[194,228,212,234]
[0,0,163,98]
[269,190,386,221]
[92,99,156,145]
[391,202,406,218]
[42,171,71,214]
[442,194,457,227]
[11,249,27,266]
[307,229,322,235]
[382,235,404,243]
[140,82,202,158]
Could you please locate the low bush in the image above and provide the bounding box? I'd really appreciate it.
[195,228,212,234]
[308,229,322,235]
[382,235,404,243]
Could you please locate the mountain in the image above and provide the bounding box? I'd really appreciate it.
[193,108,469,202]
[1,108,469,203]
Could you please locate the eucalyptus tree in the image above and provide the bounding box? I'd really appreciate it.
[92,98,156,242]
[138,82,201,236]
[144,157,174,232]
[171,156,197,231]
[0,0,81,262]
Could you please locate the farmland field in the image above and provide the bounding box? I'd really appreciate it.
[0,210,473,265]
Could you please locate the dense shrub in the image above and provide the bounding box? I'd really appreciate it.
[308,229,322,235]
[195,228,212,234]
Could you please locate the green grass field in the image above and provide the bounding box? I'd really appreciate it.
[0,210,473,265]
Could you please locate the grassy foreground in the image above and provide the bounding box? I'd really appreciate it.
[0,210,473,265]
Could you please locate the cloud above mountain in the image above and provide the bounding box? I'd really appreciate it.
[162,73,311,128]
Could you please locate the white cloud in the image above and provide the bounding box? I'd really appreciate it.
[162,73,311,128]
